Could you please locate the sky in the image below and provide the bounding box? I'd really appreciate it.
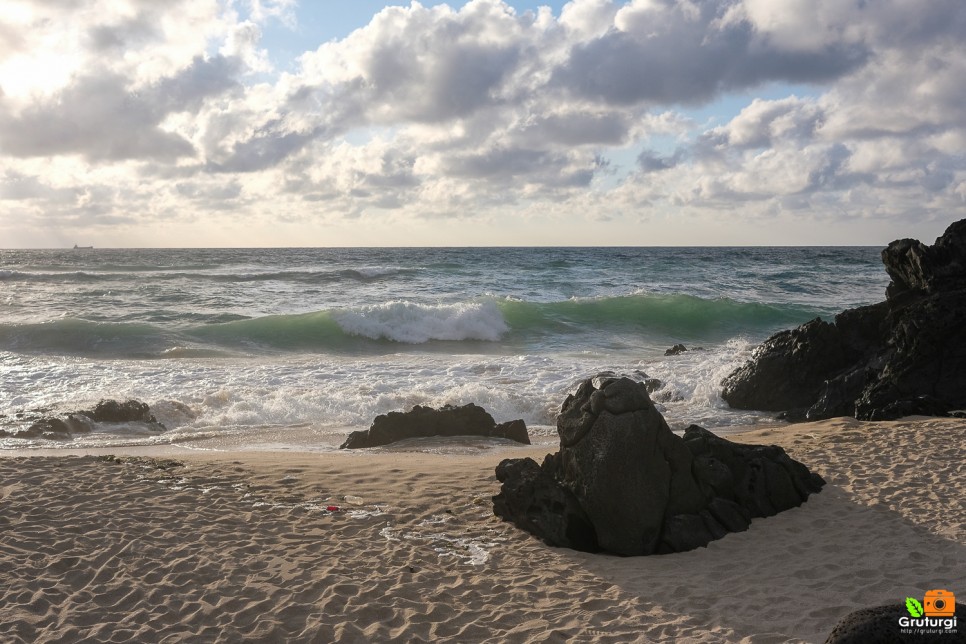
[0,0,964,247]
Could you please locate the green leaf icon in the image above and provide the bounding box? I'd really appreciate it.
[906,597,924,618]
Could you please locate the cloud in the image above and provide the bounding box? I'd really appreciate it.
[0,55,241,161]
[207,123,323,173]
[638,148,682,173]
[705,96,824,149]
[513,110,632,147]
[552,2,869,106]
[0,0,964,244]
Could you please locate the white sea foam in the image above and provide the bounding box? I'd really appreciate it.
[646,337,771,430]
[0,343,774,451]
[331,300,508,343]
[350,266,407,278]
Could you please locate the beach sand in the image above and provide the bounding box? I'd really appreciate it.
[1,417,963,643]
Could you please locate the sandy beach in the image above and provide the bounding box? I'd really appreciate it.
[1,417,963,643]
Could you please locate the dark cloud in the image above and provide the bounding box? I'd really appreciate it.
[860,0,966,47]
[918,163,956,193]
[206,125,322,173]
[0,73,193,160]
[514,111,631,147]
[552,1,868,107]
[801,143,857,193]
[446,147,552,179]
[87,16,159,51]
[637,149,682,173]
[349,6,525,124]
[0,171,82,203]
[356,154,419,189]
[445,145,595,189]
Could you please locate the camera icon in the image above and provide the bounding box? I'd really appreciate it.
[924,589,956,617]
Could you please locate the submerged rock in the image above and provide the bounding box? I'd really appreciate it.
[79,399,159,424]
[341,403,530,449]
[664,344,703,356]
[3,400,165,440]
[722,218,966,421]
[493,377,824,556]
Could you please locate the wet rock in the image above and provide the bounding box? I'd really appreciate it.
[493,419,529,445]
[80,399,159,424]
[722,218,966,421]
[664,344,703,356]
[493,377,824,556]
[342,403,530,449]
[3,399,164,440]
[22,417,71,440]
[721,316,868,413]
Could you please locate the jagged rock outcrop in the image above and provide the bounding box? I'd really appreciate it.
[341,403,530,449]
[722,218,966,421]
[492,377,824,556]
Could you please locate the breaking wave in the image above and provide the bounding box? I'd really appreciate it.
[0,294,816,357]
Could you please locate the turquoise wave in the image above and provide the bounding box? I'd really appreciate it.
[501,294,815,338]
[0,294,818,357]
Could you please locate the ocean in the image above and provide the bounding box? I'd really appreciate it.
[0,247,888,451]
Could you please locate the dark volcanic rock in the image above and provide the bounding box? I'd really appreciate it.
[493,456,598,552]
[721,317,866,413]
[824,603,966,644]
[341,403,530,449]
[4,400,164,440]
[22,417,72,440]
[664,344,703,356]
[81,399,158,424]
[493,377,824,556]
[722,218,966,421]
[882,219,966,299]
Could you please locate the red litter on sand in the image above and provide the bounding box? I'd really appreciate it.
[326,505,340,512]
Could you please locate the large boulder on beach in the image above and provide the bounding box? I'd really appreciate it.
[341,403,530,449]
[493,377,824,556]
[824,603,966,644]
[722,218,966,421]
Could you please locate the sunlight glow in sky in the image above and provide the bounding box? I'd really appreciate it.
[0,0,964,247]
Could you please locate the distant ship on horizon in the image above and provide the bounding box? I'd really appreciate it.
[73,244,93,250]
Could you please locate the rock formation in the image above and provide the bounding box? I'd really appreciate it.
[0,399,165,440]
[722,218,966,421]
[664,344,703,356]
[824,603,966,644]
[79,399,160,424]
[341,403,530,449]
[492,377,824,556]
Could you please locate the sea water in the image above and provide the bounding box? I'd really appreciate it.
[0,247,888,450]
